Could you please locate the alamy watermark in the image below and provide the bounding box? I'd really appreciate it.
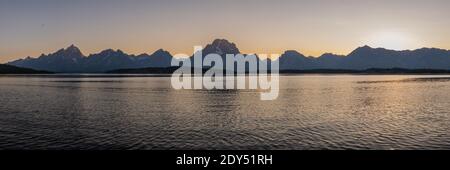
[171,46,280,100]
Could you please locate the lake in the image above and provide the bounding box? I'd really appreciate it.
[0,74,449,150]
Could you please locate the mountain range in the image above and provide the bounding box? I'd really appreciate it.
[6,39,450,73]
[8,45,173,73]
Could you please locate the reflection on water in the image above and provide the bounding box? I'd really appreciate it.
[0,75,449,150]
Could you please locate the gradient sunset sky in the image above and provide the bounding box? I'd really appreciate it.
[1,0,450,63]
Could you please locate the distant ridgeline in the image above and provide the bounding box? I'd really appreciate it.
[6,39,450,73]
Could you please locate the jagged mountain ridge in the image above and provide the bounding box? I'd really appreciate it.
[9,45,173,73]
[7,39,450,72]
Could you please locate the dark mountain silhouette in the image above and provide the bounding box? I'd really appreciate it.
[274,45,450,70]
[313,53,346,69]
[9,45,85,72]
[277,50,315,70]
[190,39,241,65]
[0,64,51,74]
[6,39,450,73]
[135,49,173,68]
[189,39,270,73]
[8,45,173,73]
[202,39,241,56]
[80,49,133,72]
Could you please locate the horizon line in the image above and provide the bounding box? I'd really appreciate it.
[4,41,450,64]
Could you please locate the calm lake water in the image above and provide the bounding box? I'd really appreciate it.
[0,74,449,150]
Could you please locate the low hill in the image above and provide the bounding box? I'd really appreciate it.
[108,67,450,75]
[0,64,51,74]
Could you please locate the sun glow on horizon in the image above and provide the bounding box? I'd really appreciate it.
[366,31,421,51]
